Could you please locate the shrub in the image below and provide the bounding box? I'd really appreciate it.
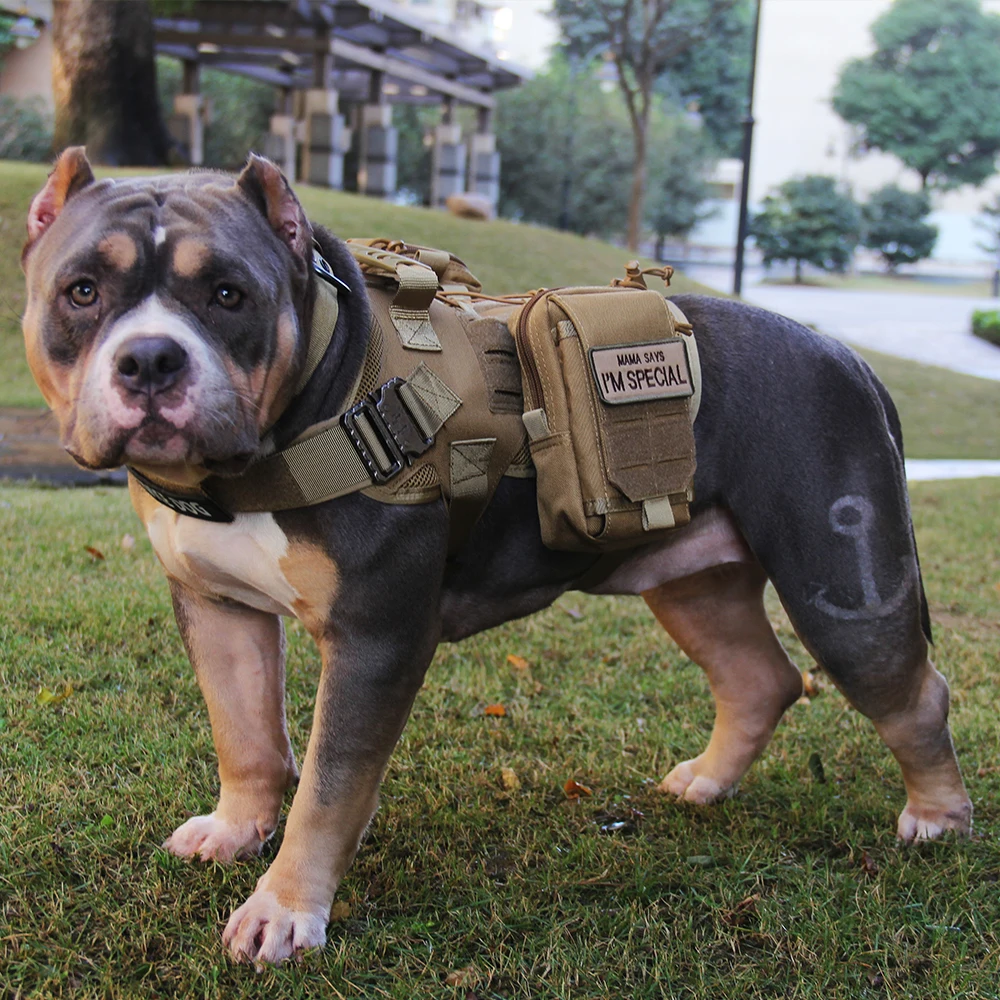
[0,95,53,161]
[862,184,938,270]
[971,309,1000,346]
[750,175,861,283]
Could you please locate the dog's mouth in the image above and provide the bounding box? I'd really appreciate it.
[66,412,259,474]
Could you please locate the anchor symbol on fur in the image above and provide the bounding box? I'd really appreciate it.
[811,495,910,620]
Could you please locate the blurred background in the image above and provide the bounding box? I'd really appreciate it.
[3,0,1000,296]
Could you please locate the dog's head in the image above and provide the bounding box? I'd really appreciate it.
[22,148,315,479]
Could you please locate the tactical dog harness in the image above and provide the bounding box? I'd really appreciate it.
[130,240,701,553]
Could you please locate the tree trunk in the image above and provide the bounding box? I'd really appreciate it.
[627,124,647,251]
[51,0,174,166]
[794,258,802,283]
[654,232,665,261]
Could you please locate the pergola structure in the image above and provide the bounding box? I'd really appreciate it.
[153,0,530,209]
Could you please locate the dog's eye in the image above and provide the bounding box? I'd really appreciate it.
[214,284,243,309]
[68,281,97,308]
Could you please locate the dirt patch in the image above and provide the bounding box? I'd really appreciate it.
[0,408,126,486]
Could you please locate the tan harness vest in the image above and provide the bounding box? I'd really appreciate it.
[129,240,700,554]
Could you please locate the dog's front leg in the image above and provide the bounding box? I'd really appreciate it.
[222,627,433,966]
[163,578,298,862]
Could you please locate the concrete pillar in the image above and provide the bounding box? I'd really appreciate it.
[169,60,206,166]
[358,103,397,198]
[265,86,299,179]
[469,131,500,212]
[303,88,351,188]
[431,101,466,209]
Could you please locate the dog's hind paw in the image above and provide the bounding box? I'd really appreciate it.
[162,812,269,862]
[658,758,736,804]
[896,800,973,842]
[223,889,327,967]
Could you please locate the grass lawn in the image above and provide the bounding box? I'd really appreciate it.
[1,478,999,998]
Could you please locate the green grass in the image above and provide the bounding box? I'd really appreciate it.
[855,348,1000,459]
[2,478,999,997]
[2,159,998,462]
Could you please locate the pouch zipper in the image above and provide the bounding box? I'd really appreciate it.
[515,287,559,411]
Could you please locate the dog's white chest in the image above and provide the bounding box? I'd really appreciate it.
[145,509,300,615]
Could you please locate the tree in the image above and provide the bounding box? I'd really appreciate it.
[750,176,861,283]
[51,0,174,165]
[496,60,633,236]
[861,184,938,271]
[654,0,754,157]
[645,119,716,258]
[554,0,737,250]
[833,0,1000,191]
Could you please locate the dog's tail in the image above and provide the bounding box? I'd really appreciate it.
[873,378,933,646]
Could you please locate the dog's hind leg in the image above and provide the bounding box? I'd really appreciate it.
[643,562,804,803]
[162,579,298,862]
[737,488,972,840]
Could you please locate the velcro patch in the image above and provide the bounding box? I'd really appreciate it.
[589,339,693,405]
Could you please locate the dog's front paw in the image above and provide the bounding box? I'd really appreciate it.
[163,812,269,862]
[896,799,973,842]
[658,757,735,804]
[223,888,327,966]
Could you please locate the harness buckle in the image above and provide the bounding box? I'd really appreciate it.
[342,397,405,484]
[342,377,436,484]
[374,377,434,459]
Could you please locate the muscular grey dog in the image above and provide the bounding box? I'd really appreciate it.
[21,148,972,966]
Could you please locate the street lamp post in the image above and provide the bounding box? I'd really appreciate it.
[733,0,762,297]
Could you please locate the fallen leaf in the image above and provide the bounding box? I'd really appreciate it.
[121,534,136,551]
[686,855,715,867]
[84,546,105,561]
[796,696,811,707]
[860,850,878,877]
[37,683,73,706]
[562,606,583,620]
[483,703,507,717]
[722,893,760,926]
[444,965,477,987]
[563,778,592,799]
[499,767,520,792]
[506,654,529,670]
[329,901,352,921]
[801,670,825,697]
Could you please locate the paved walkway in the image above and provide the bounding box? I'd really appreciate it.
[684,265,1000,382]
[905,459,1000,481]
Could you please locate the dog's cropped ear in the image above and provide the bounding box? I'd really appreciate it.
[26,146,95,244]
[237,154,312,265]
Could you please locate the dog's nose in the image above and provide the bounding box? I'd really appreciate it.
[114,336,189,394]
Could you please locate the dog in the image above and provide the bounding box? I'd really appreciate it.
[21,148,972,966]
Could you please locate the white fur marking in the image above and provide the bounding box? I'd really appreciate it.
[153,226,166,246]
[80,294,231,442]
[146,509,299,615]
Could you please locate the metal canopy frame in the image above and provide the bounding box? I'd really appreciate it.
[153,0,530,108]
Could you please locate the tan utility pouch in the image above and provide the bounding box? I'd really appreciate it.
[511,286,698,552]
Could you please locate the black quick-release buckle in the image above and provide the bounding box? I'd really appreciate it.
[312,245,352,295]
[341,377,434,484]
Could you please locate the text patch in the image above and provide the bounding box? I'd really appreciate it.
[590,339,693,405]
